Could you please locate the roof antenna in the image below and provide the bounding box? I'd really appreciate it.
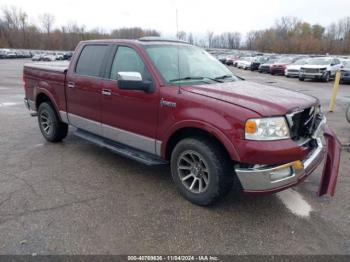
[176,8,182,94]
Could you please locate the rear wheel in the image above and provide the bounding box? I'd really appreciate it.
[299,77,305,81]
[38,102,68,142]
[170,137,235,206]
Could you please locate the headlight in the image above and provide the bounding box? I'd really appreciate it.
[245,117,290,140]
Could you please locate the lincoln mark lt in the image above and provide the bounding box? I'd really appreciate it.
[23,38,341,205]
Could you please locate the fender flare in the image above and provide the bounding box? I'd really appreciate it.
[161,120,241,162]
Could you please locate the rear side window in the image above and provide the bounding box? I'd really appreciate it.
[75,45,108,77]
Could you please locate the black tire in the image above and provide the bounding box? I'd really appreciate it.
[38,102,68,142]
[323,72,330,82]
[299,77,305,81]
[170,137,236,206]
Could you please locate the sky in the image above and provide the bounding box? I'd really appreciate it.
[1,0,349,37]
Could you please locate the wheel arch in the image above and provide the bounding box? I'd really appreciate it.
[163,125,240,162]
[35,91,62,121]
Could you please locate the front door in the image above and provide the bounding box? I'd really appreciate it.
[101,45,159,155]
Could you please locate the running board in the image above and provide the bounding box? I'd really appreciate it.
[74,129,168,166]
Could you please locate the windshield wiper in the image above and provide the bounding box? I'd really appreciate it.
[214,74,234,80]
[169,76,223,83]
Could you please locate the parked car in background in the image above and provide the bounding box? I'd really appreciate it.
[236,57,254,70]
[6,51,17,58]
[55,53,64,60]
[251,56,269,71]
[225,55,239,66]
[32,54,44,61]
[258,59,277,73]
[42,53,57,61]
[299,57,343,82]
[63,52,73,60]
[270,57,296,75]
[217,54,228,64]
[0,49,9,58]
[285,58,309,77]
[340,59,350,84]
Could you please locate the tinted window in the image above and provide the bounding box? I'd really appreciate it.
[110,46,150,80]
[75,45,108,77]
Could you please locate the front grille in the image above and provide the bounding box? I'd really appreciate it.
[289,107,321,140]
[288,69,299,73]
[304,68,319,73]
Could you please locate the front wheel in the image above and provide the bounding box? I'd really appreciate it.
[38,102,68,142]
[170,137,235,206]
[323,72,330,82]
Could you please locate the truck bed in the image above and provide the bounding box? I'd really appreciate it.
[24,61,69,73]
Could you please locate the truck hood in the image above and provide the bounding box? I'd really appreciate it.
[301,64,329,69]
[181,80,317,116]
[286,64,302,70]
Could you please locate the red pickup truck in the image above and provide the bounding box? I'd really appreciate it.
[23,38,341,205]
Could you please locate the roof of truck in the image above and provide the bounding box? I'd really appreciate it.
[78,37,190,46]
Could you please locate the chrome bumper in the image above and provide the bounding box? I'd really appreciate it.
[235,117,327,193]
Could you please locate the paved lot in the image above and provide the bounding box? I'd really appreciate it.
[0,59,349,255]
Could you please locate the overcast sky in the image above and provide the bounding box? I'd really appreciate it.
[1,0,349,36]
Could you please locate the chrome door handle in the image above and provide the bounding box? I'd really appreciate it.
[67,82,75,88]
[102,89,111,96]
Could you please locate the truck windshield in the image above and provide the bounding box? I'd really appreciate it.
[144,44,237,85]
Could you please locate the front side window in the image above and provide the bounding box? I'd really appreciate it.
[144,44,237,85]
[75,45,108,77]
[110,46,150,80]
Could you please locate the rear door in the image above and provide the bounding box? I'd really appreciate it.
[65,44,110,136]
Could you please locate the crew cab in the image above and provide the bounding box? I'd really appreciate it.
[299,57,343,82]
[23,38,341,205]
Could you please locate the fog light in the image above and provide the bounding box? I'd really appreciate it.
[270,167,293,182]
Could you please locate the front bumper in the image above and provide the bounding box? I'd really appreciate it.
[234,116,340,195]
[300,72,327,79]
[285,71,299,77]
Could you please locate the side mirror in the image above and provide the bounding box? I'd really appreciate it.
[330,63,335,66]
[117,72,154,93]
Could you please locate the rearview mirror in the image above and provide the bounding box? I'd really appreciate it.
[117,72,154,93]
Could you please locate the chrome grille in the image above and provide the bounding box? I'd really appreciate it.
[304,68,319,73]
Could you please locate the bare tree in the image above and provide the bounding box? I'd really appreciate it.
[40,13,55,35]
[207,31,214,48]
[177,30,186,41]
